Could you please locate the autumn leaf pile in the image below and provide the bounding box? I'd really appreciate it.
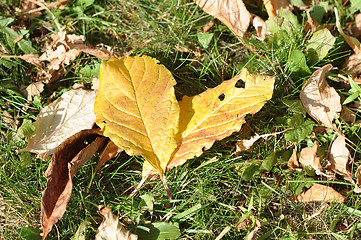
[4,0,361,239]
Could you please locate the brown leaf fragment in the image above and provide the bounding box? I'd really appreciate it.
[41,129,107,240]
[263,0,292,17]
[351,13,361,37]
[40,31,112,71]
[329,135,353,183]
[335,7,361,54]
[296,184,346,203]
[203,21,215,32]
[287,149,301,171]
[236,130,288,152]
[299,141,323,175]
[340,106,355,122]
[1,110,18,130]
[94,140,123,173]
[300,64,341,130]
[20,81,44,101]
[354,166,361,193]
[195,0,252,37]
[95,206,138,240]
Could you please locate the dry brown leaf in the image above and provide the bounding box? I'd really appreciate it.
[236,130,287,152]
[95,206,137,240]
[305,9,319,33]
[287,149,301,171]
[246,219,261,240]
[41,129,107,240]
[340,106,355,122]
[20,81,44,101]
[263,0,291,17]
[203,21,215,32]
[1,110,18,130]
[299,141,323,175]
[195,0,252,37]
[94,141,123,173]
[329,135,353,183]
[300,64,341,130]
[335,7,361,54]
[194,0,266,42]
[40,31,112,71]
[351,13,361,37]
[296,184,346,203]
[354,165,361,193]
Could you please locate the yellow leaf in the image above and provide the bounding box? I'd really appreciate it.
[94,56,180,177]
[165,68,275,171]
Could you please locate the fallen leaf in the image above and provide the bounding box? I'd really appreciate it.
[20,88,97,155]
[246,219,261,240]
[94,141,123,173]
[299,141,323,176]
[300,64,341,130]
[236,130,287,152]
[354,165,361,193]
[41,129,107,239]
[20,81,44,101]
[351,13,361,37]
[194,0,266,42]
[162,68,275,173]
[95,206,137,240]
[305,9,319,32]
[329,135,353,183]
[94,56,180,179]
[287,149,301,171]
[335,7,361,54]
[340,106,355,122]
[40,31,112,71]
[296,184,346,203]
[203,21,215,32]
[263,0,291,17]
[306,28,335,63]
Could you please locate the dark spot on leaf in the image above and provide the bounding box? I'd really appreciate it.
[102,120,107,123]
[235,79,245,88]
[218,93,225,101]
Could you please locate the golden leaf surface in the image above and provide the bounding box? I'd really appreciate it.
[164,68,275,171]
[94,56,179,176]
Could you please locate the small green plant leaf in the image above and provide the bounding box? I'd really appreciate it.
[287,50,311,78]
[306,28,335,63]
[137,222,181,240]
[17,119,35,138]
[285,114,314,142]
[71,218,90,240]
[242,164,260,180]
[140,194,155,213]
[197,32,214,49]
[17,227,42,240]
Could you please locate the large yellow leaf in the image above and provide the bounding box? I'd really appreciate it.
[143,69,275,174]
[94,56,179,177]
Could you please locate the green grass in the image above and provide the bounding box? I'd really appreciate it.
[1,0,361,239]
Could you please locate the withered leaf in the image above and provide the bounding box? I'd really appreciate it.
[299,141,323,176]
[300,64,341,130]
[94,141,123,173]
[21,89,97,155]
[263,0,291,17]
[329,135,353,183]
[41,129,107,240]
[287,149,301,171]
[95,206,138,240]
[296,184,346,203]
[194,0,266,40]
[354,165,361,193]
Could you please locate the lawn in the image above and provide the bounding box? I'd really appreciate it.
[1,0,361,239]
